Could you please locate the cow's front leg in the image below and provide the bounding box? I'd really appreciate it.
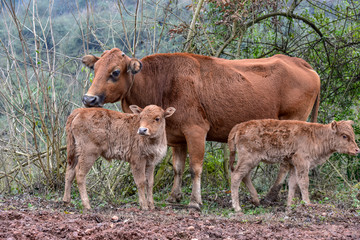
[131,161,148,210]
[168,145,187,203]
[184,125,208,210]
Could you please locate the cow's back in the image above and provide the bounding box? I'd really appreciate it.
[192,54,320,141]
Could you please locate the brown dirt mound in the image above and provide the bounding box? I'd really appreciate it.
[0,195,359,239]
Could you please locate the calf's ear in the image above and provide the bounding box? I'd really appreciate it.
[128,59,143,74]
[164,107,176,118]
[82,55,99,69]
[130,105,143,115]
[331,121,338,131]
[345,120,354,126]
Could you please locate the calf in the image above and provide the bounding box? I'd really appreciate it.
[63,105,176,210]
[228,119,359,212]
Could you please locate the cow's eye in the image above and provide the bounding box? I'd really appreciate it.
[112,70,120,77]
[343,135,347,139]
[155,117,160,122]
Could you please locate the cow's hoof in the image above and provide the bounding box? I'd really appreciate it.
[263,193,279,203]
[166,194,182,203]
[251,199,260,207]
[188,201,201,211]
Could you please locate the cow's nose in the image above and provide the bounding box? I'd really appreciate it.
[138,127,149,136]
[356,147,360,155]
[82,95,100,107]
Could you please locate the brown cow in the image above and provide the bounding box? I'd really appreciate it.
[81,48,320,209]
[228,119,360,212]
[62,105,176,210]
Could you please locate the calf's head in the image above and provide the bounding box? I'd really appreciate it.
[130,105,176,138]
[330,120,359,156]
[82,48,142,107]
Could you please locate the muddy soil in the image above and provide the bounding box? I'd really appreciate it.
[0,195,359,240]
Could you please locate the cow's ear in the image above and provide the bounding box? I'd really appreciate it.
[101,50,109,57]
[130,105,143,115]
[164,107,176,118]
[128,59,143,74]
[82,55,99,69]
[331,121,338,131]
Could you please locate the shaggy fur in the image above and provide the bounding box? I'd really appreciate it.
[63,105,175,210]
[80,48,321,209]
[228,119,360,212]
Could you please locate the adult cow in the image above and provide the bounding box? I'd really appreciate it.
[81,48,320,209]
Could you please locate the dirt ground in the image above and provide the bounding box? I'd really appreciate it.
[0,194,359,240]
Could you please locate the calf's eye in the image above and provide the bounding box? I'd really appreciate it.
[155,117,160,122]
[342,135,347,139]
[112,70,120,77]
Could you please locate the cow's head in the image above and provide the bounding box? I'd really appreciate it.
[82,48,142,107]
[130,105,176,138]
[330,120,359,156]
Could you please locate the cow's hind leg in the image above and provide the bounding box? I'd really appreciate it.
[63,163,76,204]
[131,161,148,210]
[168,145,187,203]
[184,125,209,210]
[76,154,97,210]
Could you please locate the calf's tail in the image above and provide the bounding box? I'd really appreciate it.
[310,93,320,123]
[228,129,237,172]
[66,112,78,168]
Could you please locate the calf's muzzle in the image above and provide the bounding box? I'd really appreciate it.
[138,127,149,136]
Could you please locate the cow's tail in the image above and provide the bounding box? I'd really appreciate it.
[228,129,237,172]
[310,93,320,123]
[66,111,78,168]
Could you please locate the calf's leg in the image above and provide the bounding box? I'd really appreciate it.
[76,154,97,210]
[63,163,76,203]
[293,162,311,204]
[168,145,187,203]
[287,166,297,206]
[242,172,260,206]
[231,155,255,212]
[264,161,290,202]
[145,161,156,210]
[131,161,148,210]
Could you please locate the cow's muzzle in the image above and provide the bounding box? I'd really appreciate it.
[82,94,103,107]
[138,127,150,136]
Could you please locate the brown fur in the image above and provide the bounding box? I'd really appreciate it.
[228,119,359,212]
[81,48,321,208]
[63,105,175,210]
